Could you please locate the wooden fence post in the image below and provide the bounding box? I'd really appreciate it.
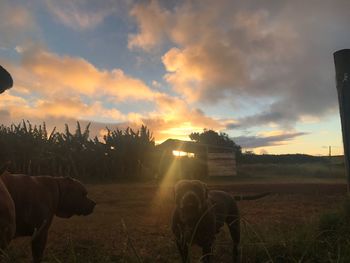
[334,49,350,192]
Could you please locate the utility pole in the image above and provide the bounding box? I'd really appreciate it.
[329,146,332,176]
[334,49,350,192]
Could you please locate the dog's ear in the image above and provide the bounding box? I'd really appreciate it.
[191,180,208,201]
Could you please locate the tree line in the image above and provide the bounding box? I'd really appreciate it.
[0,122,243,181]
[0,121,331,181]
[0,121,156,181]
[240,152,330,164]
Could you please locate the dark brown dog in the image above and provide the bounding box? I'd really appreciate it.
[0,173,15,249]
[172,180,269,263]
[0,171,96,263]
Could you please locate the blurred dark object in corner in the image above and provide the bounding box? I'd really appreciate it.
[0,161,11,175]
[0,65,13,94]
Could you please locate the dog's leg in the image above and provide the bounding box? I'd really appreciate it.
[31,220,49,263]
[228,220,240,262]
[31,231,48,263]
[0,227,9,249]
[172,210,190,263]
[176,240,189,263]
[201,243,213,263]
[227,204,240,263]
[0,224,14,250]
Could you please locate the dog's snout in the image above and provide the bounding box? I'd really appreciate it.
[181,191,200,208]
[89,200,96,210]
[82,199,96,215]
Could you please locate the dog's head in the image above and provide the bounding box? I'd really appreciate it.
[174,180,208,223]
[55,177,96,218]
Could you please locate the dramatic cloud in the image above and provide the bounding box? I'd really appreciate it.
[128,1,170,50]
[1,0,347,152]
[0,47,225,142]
[98,93,226,142]
[234,131,308,149]
[141,94,225,141]
[0,92,124,122]
[45,0,119,30]
[0,46,157,133]
[0,91,224,142]
[130,0,350,129]
[15,46,156,101]
[0,0,37,47]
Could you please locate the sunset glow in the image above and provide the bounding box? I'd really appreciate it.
[0,0,349,155]
[172,150,195,158]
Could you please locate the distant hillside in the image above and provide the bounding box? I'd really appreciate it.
[239,154,345,164]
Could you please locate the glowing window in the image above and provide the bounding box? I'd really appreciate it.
[172,150,195,158]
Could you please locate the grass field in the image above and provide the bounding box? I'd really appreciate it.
[3,163,350,262]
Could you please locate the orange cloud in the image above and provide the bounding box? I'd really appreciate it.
[0,47,157,126]
[0,94,125,122]
[19,47,156,101]
[0,1,37,47]
[134,93,225,142]
[129,0,307,129]
[162,45,248,102]
[128,1,170,50]
[0,90,231,143]
[0,46,231,143]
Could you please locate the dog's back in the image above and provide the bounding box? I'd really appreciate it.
[208,190,239,232]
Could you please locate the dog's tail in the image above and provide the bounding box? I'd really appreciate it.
[233,192,270,201]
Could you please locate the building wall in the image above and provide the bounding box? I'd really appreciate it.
[207,152,236,176]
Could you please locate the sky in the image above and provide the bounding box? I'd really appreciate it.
[0,0,349,155]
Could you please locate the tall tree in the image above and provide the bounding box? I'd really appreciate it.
[189,129,242,156]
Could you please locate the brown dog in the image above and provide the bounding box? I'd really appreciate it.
[0,173,15,249]
[172,180,269,263]
[0,171,96,263]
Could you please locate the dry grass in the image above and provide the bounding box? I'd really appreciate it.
[3,178,349,262]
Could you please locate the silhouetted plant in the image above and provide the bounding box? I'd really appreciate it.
[0,121,156,181]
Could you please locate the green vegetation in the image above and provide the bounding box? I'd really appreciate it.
[240,152,339,164]
[189,129,242,156]
[0,121,156,181]
[0,121,345,183]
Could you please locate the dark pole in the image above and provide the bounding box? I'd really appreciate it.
[0,65,13,94]
[0,65,13,173]
[334,49,350,192]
